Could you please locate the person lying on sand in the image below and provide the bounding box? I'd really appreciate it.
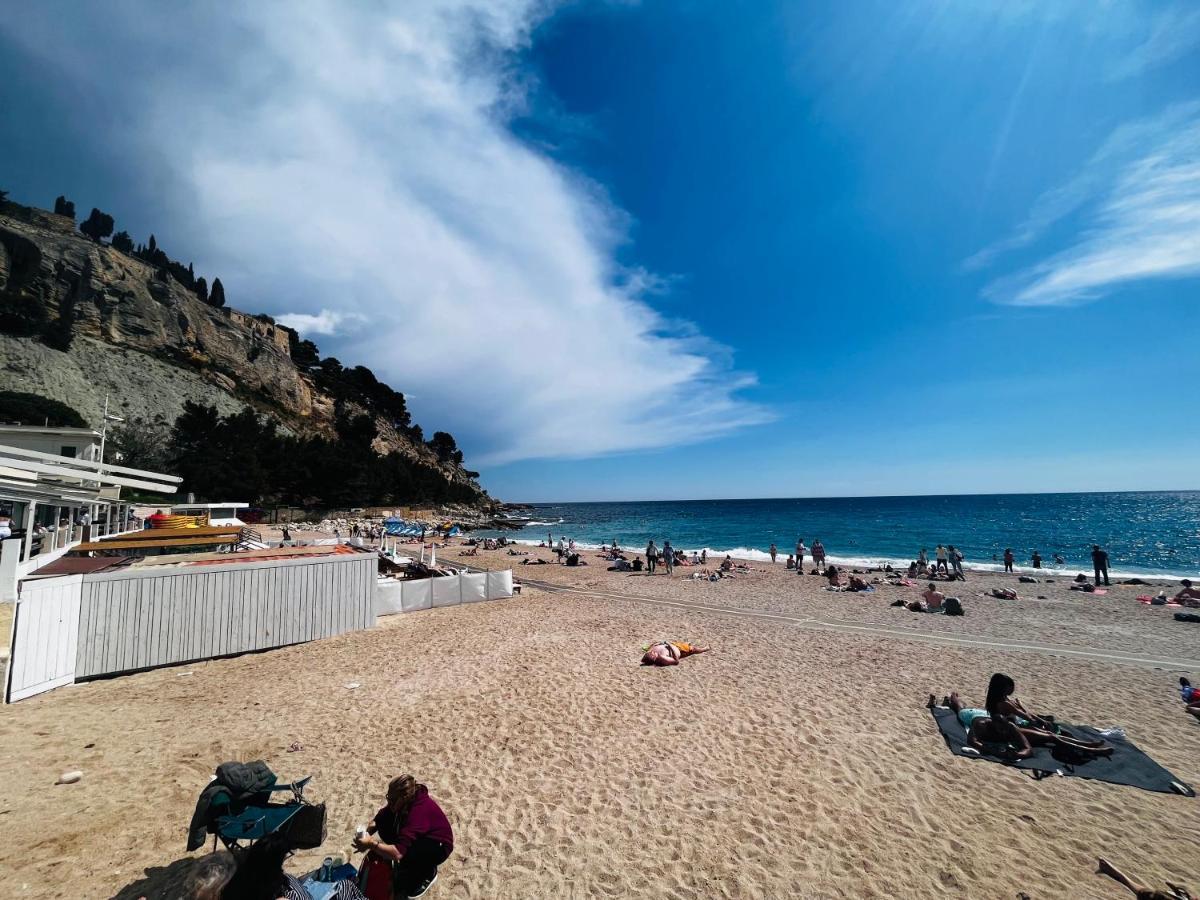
[929,693,1033,759]
[641,641,711,666]
[847,574,872,591]
[521,558,550,565]
[1097,857,1193,899]
[983,672,1113,755]
[989,588,1019,600]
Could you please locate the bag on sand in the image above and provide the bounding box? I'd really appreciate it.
[942,596,964,616]
[358,857,392,900]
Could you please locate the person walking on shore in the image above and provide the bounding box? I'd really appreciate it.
[663,540,674,575]
[796,539,806,571]
[646,539,657,574]
[1031,550,1042,569]
[812,539,826,573]
[949,545,964,579]
[1003,548,1014,573]
[1091,544,1110,586]
[935,544,948,574]
[769,543,778,564]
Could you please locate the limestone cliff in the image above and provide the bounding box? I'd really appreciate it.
[0,199,485,499]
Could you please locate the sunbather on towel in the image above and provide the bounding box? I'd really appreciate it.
[929,693,1033,759]
[984,673,1113,756]
[1097,857,1193,899]
[989,588,1019,600]
[641,641,710,666]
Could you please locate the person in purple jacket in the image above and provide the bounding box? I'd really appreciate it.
[354,774,454,898]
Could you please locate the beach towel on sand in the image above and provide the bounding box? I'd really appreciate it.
[929,707,1195,796]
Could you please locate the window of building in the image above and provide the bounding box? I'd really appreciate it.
[60,446,77,458]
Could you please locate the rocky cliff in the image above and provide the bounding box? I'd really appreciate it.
[0,199,486,499]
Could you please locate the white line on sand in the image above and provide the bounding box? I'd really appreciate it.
[522,580,1200,671]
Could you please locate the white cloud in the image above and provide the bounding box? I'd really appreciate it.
[276,309,359,337]
[1,1,768,465]
[972,105,1200,306]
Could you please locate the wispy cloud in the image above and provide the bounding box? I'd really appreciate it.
[0,1,769,465]
[971,104,1200,306]
[1109,4,1200,81]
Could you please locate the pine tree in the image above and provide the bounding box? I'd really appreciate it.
[209,277,226,308]
[79,208,115,242]
[195,276,208,304]
[111,230,134,253]
[54,195,76,219]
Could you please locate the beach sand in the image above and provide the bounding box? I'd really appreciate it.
[1,545,1197,898]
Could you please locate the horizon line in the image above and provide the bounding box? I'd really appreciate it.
[500,487,1200,505]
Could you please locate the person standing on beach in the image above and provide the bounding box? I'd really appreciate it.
[769,543,778,564]
[663,540,674,574]
[1031,550,1042,569]
[812,539,826,573]
[935,544,948,574]
[1003,548,1014,573]
[796,539,806,571]
[1091,544,1110,586]
[949,545,964,579]
[646,539,657,574]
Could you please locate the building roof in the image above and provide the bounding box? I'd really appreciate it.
[0,425,102,438]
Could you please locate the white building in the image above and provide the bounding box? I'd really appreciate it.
[0,425,102,462]
[0,442,181,601]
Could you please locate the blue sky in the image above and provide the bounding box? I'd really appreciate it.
[2,2,1198,500]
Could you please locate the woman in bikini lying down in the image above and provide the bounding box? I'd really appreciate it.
[642,641,711,666]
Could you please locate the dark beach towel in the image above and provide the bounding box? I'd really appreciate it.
[929,707,1195,796]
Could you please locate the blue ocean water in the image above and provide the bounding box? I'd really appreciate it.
[478,492,1200,578]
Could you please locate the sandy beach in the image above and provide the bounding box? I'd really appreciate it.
[1,545,1198,899]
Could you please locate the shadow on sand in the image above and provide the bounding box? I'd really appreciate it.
[111,855,208,900]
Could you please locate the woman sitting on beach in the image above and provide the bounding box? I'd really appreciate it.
[355,775,454,900]
[720,555,734,572]
[825,565,842,587]
[984,673,1113,756]
[641,641,711,666]
[1174,580,1200,608]
[929,693,1033,759]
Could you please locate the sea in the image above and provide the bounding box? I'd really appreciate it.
[474,492,1200,579]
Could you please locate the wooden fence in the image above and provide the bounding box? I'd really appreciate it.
[5,552,376,703]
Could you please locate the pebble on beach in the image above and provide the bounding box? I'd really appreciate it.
[56,770,82,785]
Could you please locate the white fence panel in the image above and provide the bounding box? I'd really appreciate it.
[486,570,514,600]
[5,575,83,703]
[75,554,376,679]
[430,574,461,608]
[400,579,432,612]
[375,580,403,617]
[460,572,488,604]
